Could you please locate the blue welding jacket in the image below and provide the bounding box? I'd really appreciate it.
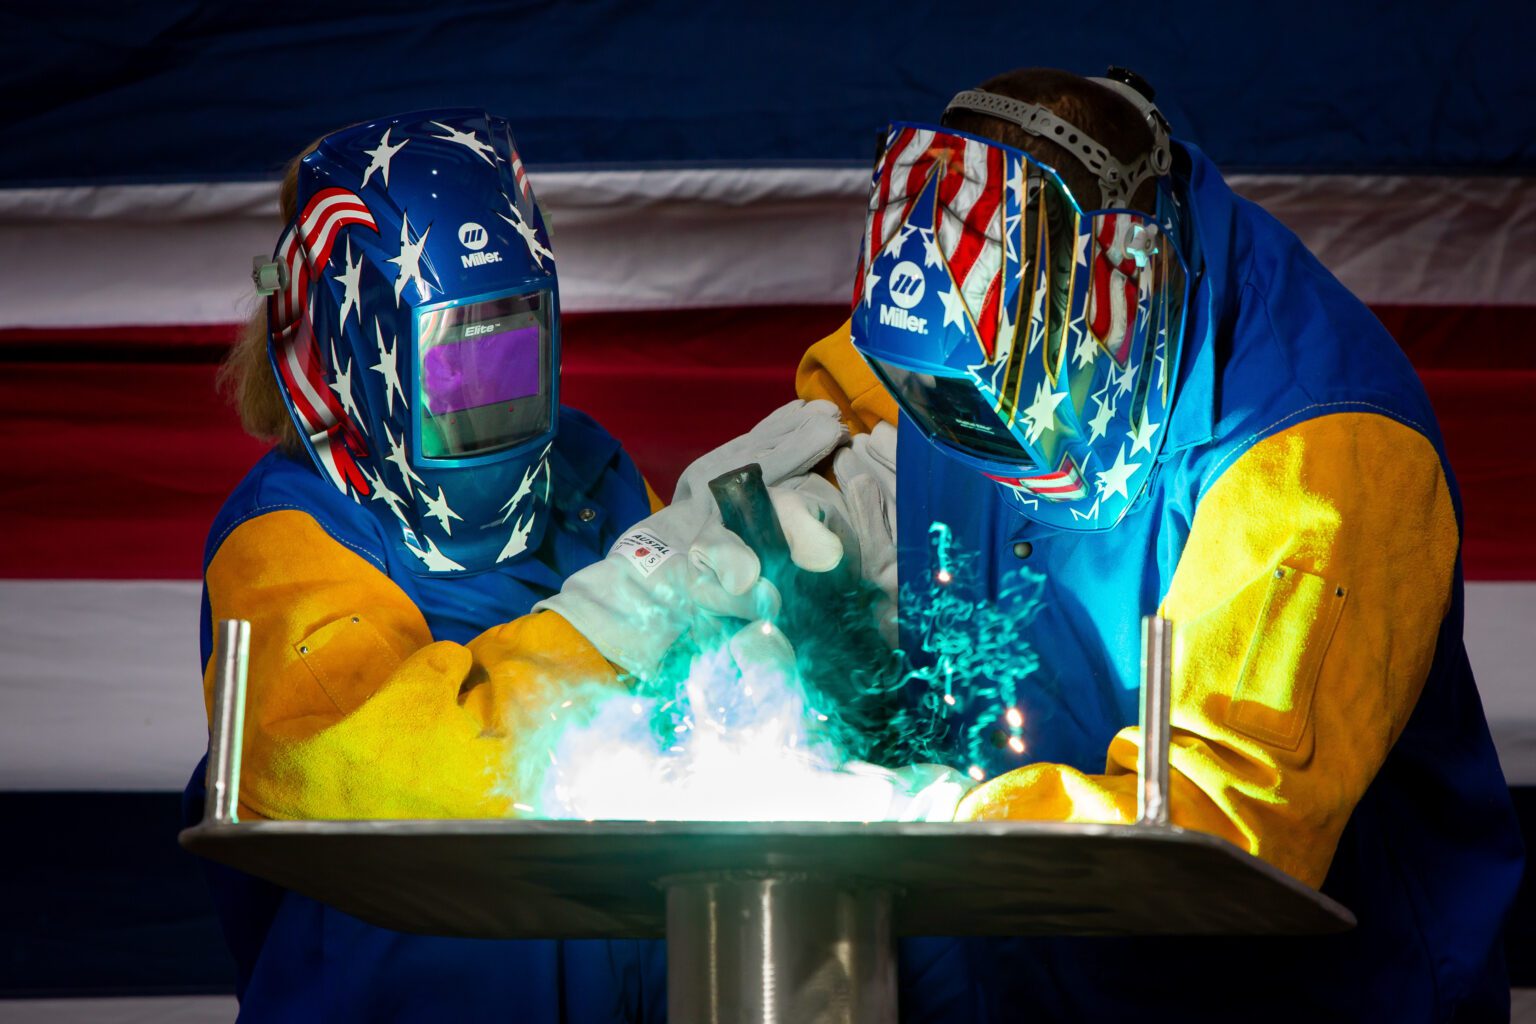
[887,143,1522,1020]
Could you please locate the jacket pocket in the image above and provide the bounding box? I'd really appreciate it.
[294,614,401,716]
[1225,565,1347,750]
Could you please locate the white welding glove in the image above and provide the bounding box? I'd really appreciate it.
[538,400,849,679]
[695,421,897,622]
[884,763,975,822]
[678,491,848,660]
[674,423,899,656]
[829,421,898,644]
[841,761,975,822]
[725,617,797,682]
[649,473,864,670]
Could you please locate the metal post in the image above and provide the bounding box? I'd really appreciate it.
[664,872,896,1024]
[205,618,251,825]
[1138,615,1173,827]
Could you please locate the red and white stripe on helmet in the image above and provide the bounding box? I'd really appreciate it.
[267,187,379,496]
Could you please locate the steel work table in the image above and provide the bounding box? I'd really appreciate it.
[181,619,1353,1023]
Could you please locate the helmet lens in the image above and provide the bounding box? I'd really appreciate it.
[867,356,1033,465]
[416,290,552,459]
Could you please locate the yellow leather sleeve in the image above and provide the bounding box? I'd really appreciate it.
[202,509,621,821]
[795,319,897,434]
[957,412,1460,887]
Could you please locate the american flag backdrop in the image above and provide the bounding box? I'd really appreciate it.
[1,0,1533,1005]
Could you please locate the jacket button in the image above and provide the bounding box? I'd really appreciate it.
[577,507,597,523]
[1012,541,1033,559]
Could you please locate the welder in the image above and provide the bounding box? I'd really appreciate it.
[553,65,1526,1019]
[181,109,852,1022]
[783,66,1522,1020]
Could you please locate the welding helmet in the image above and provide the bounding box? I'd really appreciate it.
[850,75,1190,531]
[256,109,558,574]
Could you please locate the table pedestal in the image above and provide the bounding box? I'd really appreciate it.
[665,872,895,1024]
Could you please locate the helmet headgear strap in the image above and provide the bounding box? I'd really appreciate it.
[944,70,1172,210]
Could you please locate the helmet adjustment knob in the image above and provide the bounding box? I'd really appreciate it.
[1104,66,1157,102]
[251,257,288,296]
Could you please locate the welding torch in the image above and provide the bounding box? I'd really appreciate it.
[708,463,903,760]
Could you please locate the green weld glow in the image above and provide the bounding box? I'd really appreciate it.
[501,521,1043,821]
[895,522,1047,772]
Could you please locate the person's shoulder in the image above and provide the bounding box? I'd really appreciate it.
[1181,148,1441,466]
[203,447,387,573]
[549,405,627,492]
[207,448,315,545]
[548,405,650,529]
[1215,257,1440,466]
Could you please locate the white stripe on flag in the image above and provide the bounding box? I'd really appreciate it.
[881,129,934,256]
[960,205,1003,323]
[298,191,368,241]
[310,429,349,492]
[277,230,304,326]
[282,334,332,432]
[304,204,370,266]
[2,580,1534,791]
[950,140,987,227]
[0,169,1532,329]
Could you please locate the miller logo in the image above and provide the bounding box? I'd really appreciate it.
[461,251,503,268]
[887,260,925,309]
[458,221,503,268]
[880,259,929,334]
[458,223,488,251]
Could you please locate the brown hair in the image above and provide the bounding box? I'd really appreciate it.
[216,143,320,453]
[940,67,1158,213]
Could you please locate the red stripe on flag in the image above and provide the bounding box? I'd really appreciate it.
[944,146,1004,286]
[304,209,374,272]
[1023,463,1076,484]
[0,305,1531,581]
[3,305,1521,366]
[869,127,916,263]
[974,277,1002,357]
[1025,479,1085,496]
[293,327,346,426]
[899,137,933,233]
[1116,275,1139,364]
[274,336,324,431]
[1090,215,1116,342]
[935,140,967,211]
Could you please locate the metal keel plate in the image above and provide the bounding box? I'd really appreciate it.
[181,819,1353,940]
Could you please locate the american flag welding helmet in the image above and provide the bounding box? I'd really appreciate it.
[850,105,1191,532]
[258,110,559,574]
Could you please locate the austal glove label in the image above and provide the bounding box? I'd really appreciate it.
[615,530,676,578]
